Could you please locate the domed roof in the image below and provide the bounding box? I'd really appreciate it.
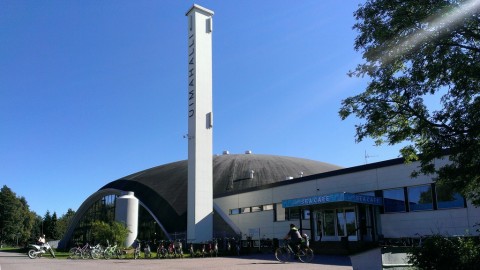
[100,154,341,233]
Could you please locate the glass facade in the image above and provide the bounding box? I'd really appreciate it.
[314,208,359,240]
[323,210,335,236]
[333,209,356,237]
[383,188,406,213]
[408,185,433,211]
[69,194,166,248]
[378,183,465,213]
[71,194,117,245]
[286,208,301,220]
[345,209,356,236]
[436,183,465,209]
[137,206,167,241]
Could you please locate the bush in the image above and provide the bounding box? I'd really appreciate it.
[407,235,480,270]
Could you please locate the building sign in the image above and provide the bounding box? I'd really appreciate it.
[282,192,383,208]
[188,15,195,118]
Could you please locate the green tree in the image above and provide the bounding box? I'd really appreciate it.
[18,197,36,245]
[43,211,52,239]
[56,208,76,239]
[91,221,130,247]
[0,185,36,246]
[110,221,130,247]
[91,220,111,245]
[340,0,480,203]
[31,214,43,243]
[50,212,58,239]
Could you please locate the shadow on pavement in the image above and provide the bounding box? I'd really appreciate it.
[226,252,352,266]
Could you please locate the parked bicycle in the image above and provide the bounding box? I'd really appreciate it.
[211,239,218,257]
[157,240,168,258]
[275,239,314,263]
[226,237,240,256]
[143,240,152,258]
[189,243,195,258]
[200,242,207,257]
[173,240,183,258]
[68,243,91,259]
[103,242,123,259]
[90,243,104,259]
[133,240,141,259]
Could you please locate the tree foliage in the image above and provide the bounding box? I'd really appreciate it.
[91,221,130,247]
[408,235,480,270]
[340,0,480,203]
[56,208,76,239]
[0,185,36,245]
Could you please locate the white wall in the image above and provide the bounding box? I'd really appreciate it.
[381,209,471,238]
[214,158,480,241]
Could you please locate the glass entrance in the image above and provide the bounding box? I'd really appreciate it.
[315,207,358,241]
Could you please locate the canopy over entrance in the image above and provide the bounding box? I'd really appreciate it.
[282,193,383,243]
[282,192,383,208]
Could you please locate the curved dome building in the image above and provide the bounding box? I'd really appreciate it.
[59,152,478,254]
[59,153,341,248]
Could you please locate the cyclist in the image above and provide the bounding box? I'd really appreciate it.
[284,224,302,255]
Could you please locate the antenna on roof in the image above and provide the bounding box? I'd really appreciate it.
[365,150,378,164]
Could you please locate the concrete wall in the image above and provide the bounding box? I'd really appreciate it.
[214,158,480,241]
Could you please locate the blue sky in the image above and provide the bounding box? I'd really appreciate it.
[1,0,405,217]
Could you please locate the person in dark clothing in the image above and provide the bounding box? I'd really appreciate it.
[284,223,302,254]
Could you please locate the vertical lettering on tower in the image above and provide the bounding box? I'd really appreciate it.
[188,15,195,118]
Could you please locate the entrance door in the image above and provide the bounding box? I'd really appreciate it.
[344,208,357,241]
[315,208,357,241]
[358,205,375,241]
[315,210,335,241]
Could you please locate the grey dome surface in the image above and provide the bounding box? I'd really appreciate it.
[100,154,341,233]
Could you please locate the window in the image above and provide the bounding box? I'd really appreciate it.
[263,204,274,211]
[436,183,465,209]
[345,209,356,236]
[303,209,310,220]
[358,191,375,197]
[229,208,240,215]
[408,185,433,211]
[383,188,406,213]
[241,207,251,213]
[336,209,346,236]
[323,210,335,236]
[275,203,286,221]
[335,208,356,237]
[251,206,262,212]
[286,208,300,220]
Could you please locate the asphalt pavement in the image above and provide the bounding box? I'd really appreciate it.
[0,251,353,270]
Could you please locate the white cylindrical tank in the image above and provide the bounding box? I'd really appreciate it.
[115,191,139,247]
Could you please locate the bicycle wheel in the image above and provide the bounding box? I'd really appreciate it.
[135,249,140,259]
[116,249,125,259]
[298,247,314,263]
[103,250,112,259]
[69,247,81,259]
[91,249,102,259]
[275,247,292,263]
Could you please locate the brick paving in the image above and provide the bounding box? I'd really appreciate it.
[0,251,353,270]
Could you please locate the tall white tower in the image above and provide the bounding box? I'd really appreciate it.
[185,4,214,243]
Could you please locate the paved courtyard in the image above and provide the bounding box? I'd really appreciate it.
[0,251,352,270]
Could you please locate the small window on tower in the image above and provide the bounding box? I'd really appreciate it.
[206,112,213,129]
